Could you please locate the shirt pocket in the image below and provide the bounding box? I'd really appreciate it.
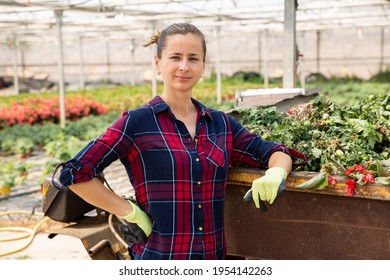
[203,135,226,168]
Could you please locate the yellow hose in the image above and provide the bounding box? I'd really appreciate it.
[0,227,32,241]
[0,210,51,257]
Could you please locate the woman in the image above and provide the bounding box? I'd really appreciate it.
[59,23,294,260]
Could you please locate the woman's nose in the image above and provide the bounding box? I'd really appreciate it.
[179,60,190,71]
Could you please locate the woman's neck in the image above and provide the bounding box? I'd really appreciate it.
[161,91,196,118]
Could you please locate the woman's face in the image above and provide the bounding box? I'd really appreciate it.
[155,33,205,95]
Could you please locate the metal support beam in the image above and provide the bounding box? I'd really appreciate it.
[257,31,262,85]
[11,34,19,95]
[262,29,269,88]
[129,38,136,86]
[298,31,305,90]
[106,41,111,82]
[379,27,384,72]
[78,34,85,90]
[283,0,297,88]
[214,26,222,104]
[54,9,66,129]
[316,30,321,74]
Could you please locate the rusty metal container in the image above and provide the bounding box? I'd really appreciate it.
[47,167,390,260]
[225,167,390,260]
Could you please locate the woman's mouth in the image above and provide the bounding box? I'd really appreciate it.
[175,76,192,81]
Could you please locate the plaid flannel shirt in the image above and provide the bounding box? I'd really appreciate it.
[59,96,288,260]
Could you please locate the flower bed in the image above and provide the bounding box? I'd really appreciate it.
[0,96,108,127]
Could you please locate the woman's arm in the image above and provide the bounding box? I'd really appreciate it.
[268,151,293,174]
[69,178,132,217]
[70,178,153,239]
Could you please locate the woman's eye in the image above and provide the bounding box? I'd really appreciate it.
[170,56,180,60]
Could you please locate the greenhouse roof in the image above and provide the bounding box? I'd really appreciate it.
[0,0,389,42]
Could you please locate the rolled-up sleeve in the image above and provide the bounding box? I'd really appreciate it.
[228,115,288,168]
[58,112,134,189]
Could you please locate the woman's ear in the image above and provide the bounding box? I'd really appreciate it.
[154,55,160,75]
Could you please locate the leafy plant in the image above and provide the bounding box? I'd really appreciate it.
[3,175,16,187]
[0,171,16,195]
[14,138,35,158]
[235,93,390,173]
[0,113,119,156]
[43,133,86,162]
[38,159,59,185]
[370,69,390,83]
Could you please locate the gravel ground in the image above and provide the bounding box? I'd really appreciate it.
[0,148,133,260]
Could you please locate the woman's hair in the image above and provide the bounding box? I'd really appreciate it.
[143,23,206,61]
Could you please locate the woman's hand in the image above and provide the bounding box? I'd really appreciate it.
[245,167,287,207]
[119,200,152,243]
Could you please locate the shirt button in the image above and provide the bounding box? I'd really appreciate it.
[198,227,203,231]
[198,204,202,208]
[195,158,200,162]
[197,181,201,185]
[194,138,198,143]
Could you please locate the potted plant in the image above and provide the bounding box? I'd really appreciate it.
[0,174,15,198]
[14,163,29,185]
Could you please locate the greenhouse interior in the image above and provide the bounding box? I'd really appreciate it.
[0,0,390,262]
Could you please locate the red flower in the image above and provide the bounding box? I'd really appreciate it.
[346,168,354,175]
[0,96,108,126]
[362,171,375,184]
[353,164,365,173]
[346,179,356,196]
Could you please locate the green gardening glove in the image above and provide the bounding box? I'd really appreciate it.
[244,167,287,208]
[118,200,152,244]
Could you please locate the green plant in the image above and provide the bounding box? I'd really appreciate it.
[15,163,28,176]
[235,93,390,173]
[0,174,16,188]
[370,69,390,83]
[38,159,59,185]
[43,133,86,162]
[14,138,35,158]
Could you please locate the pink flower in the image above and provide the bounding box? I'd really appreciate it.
[362,171,375,184]
[328,175,337,186]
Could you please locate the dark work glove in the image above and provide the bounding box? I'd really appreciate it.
[117,200,152,244]
[117,221,148,244]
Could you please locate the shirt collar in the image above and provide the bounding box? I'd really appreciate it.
[149,95,213,120]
